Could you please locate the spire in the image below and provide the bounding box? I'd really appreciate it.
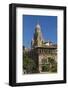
[32,23,43,47]
[35,23,41,34]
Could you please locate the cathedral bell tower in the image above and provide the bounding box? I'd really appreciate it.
[31,24,43,48]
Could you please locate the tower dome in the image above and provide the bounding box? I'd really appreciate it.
[35,24,41,30]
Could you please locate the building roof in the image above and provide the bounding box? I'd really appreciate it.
[34,44,57,49]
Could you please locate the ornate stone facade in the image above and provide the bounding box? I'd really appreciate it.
[24,24,57,73]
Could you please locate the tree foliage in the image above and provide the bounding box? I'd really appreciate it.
[23,52,36,74]
[48,57,57,72]
[42,57,57,72]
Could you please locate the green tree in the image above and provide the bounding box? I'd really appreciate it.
[48,57,57,72]
[23,52,36,74]
[42,64,50,72]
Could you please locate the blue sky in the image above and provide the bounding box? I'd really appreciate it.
[23,15,57,48]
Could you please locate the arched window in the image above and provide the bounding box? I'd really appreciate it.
[41,58,50,72]
[42,58,48,64]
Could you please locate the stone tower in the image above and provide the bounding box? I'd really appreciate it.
[31,24,43,48]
